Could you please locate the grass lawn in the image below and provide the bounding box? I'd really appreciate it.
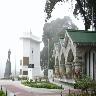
[22,80,63,89]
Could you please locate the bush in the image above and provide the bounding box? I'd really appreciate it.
[22,80,63,89]
[74,75,92,91]
[74,75,96,95]
[0,90,5,96]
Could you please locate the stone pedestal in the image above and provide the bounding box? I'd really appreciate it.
[65,62,72,79]
[74,62,82,79]
[72,64,75,79]
[54,65,60,78]
[59,64,65,78]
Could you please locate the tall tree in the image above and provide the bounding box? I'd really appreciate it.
[40,16,78,76]
[45,0,96,30]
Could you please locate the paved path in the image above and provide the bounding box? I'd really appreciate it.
[0,80,62,96]
[0,80,80,96]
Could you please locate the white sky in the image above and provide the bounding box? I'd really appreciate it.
[0,0,84,77]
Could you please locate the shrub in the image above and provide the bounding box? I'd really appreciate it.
[74,75,92,90]
[74,75,96,95]
[0,90,5,96]
[22,80,63,89]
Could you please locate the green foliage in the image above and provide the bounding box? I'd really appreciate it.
[0,90,5,96]
[74,75,96,95]
[45,0,64,21]
[66,93,91,96]
[74,75,92,91]
[22,80,63,89]
[17,76,28,80]
[64,75,96,96]
[45,0,96,30]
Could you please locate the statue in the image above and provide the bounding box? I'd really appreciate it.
[8,49,11,61]
[4,49,11,78]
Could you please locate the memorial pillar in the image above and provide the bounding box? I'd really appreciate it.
[65,62,72,79]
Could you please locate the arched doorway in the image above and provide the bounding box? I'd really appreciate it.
[66,49,74,79]
[67,49,74,62]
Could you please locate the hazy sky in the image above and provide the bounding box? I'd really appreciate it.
[0,0,46,77]
[0,0,84,77]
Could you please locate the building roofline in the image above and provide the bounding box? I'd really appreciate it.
[20,32,41,43]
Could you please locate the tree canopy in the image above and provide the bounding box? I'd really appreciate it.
[45,0,96,30]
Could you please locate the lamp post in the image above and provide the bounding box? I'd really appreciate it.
[47,39,49,78]
[48,39,49,70]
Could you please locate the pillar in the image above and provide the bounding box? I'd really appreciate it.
[59,64,65,78]
[54,65,60,78]
[65,62,72,79]
[74,59,82,79]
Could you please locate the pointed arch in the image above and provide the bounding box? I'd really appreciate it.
[60,53,65,64]
[67,49,74,62]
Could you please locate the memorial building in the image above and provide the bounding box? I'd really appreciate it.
[19,31,41,79]
[53,30,96,80]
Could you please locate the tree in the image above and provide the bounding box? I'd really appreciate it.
[45,0,96,30]
[40,16,78,76]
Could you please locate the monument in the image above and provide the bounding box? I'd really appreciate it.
[4,49,11,78]
[53,30,96,80]
[19,31,42,80]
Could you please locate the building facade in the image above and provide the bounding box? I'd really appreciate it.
[53,30,96,80]
[19,31,41,79]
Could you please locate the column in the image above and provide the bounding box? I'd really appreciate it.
[74,58,82,79]
[54,57,60,78]
[65,62,72,79]
[59,64,65,78]
[54,65,59,78]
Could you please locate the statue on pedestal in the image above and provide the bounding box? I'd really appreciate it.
[4,49,11,78]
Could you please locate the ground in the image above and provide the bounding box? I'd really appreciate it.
[0,79,79,96]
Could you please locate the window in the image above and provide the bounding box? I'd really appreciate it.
[23,57,29,66]
[28,64,34,68]
[23,71,28,75]
[32,64,34,68]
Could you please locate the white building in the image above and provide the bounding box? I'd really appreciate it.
[19,31,42,79]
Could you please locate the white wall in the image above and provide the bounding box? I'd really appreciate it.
[19,35,41,78]
[48,69,53,79]
[23,39,30,57]
[30,40,41,70]
[28,68,32,80]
